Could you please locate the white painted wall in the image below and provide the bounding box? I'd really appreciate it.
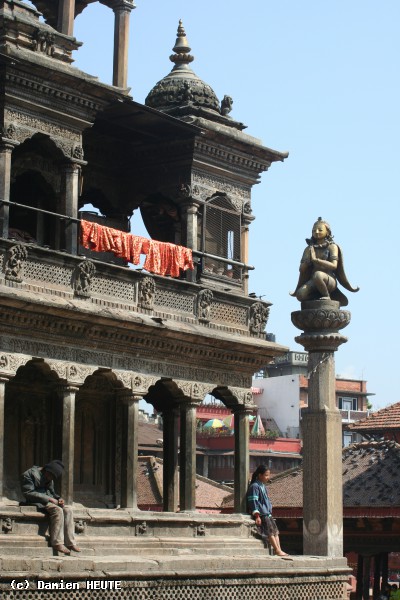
[252,375,301,437]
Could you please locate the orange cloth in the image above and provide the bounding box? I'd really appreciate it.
[80,220,193,277]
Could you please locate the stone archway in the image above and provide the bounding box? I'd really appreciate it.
[3,359,63,501]
[74,369,124,507]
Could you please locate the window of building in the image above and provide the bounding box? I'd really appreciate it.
[338,397,358,411]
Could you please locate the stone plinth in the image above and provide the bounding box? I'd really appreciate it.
[292,299,350,557]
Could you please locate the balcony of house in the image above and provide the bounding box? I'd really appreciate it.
[340,409,370,424]
[0,204,271,341]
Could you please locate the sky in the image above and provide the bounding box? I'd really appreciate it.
[68,1,400,410]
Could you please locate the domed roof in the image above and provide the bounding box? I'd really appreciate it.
[145,21,221,116]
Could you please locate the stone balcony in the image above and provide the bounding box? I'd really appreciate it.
[0,236,271,343]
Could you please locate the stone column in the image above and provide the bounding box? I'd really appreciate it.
[162,407,179,512]
[292,299,350,556]
[119,391,140,509]
[181,200,199,283]
[233,407,250,513]
[62,162,80,254]
[179,401,197,512]
[111,0,135,88]
[60,385,79,505]
[241,213,253,295]
[57,0,75,36]
[0,377,10,499]
[0,143,14,239]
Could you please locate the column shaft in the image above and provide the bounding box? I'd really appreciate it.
[61,386,78,504]
[113,3,133,88]
[58,0,75,36]
[302,351,343,556]
[179,403,197,511]
[120,394,139,509]
[0,144,13,239]
[0,378,8,499]
[162,408,179,512]
[62,163,80,254]
[234,409,249,513]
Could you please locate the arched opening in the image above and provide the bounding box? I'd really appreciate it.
[4,360,62,501]
[74,369,123,507]
[73,2,113,84]
[140,193,181,244]
[10,135,64,248]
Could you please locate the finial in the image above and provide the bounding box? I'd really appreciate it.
[169,20,194,70]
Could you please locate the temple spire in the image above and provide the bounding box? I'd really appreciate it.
[169,20,194,70]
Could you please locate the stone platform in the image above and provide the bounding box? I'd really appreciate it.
[0,505,351,599]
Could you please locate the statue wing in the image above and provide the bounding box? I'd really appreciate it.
[336,245,360,293]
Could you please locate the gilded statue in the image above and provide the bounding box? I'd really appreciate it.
[291,217,359,306]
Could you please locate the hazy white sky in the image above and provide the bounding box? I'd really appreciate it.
[71,1,400,410]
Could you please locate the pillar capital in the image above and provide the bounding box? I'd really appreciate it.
[109,0,136,13]
[292,299,350,353]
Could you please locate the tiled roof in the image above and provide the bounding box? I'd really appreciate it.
[348,401,400,432]
[137,456,234,511]
[267,440,400,509]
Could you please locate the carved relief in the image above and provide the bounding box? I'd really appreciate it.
[249,302,270,336]
[136,521,148,536]
[192,171,251,209]
[138,276,156,310]
[72,260,96,298]
[2,123,17,140]
[5,244,28,282]
[72,145,84,160]
[176,380,209,400]
[75,520,86,534]
[0,337,251,388]
[32,28,55,56]
[197,289,213,322]
[2,518,13,534]
[5,110,81,143]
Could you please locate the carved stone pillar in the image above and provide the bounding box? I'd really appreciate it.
[241,214,253,295]
[233,407,250,513]
[162,406,179,512]
[0,377,10,499]
[62,162,80,254]
[111,0,135,88]
[292,299,350,556]
[182,201,199,282]
[119,390,140,509]
[60,385,79,505]
[0,143,14,239]
[57,0,75,37]
[179,402,197,512]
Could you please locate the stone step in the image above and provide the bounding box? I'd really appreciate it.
[0,535,266,558]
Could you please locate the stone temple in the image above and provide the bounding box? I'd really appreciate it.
[0,1,350,597]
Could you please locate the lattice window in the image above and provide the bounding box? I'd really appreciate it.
[24,260,72,286]
[199,195,242,280]
[154,289,194,313]
[211,301,248,326]
[90,276,135,303]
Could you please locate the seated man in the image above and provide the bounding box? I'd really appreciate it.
[21,460,80,555]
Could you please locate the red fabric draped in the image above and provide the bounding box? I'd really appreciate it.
[80,220,194,277]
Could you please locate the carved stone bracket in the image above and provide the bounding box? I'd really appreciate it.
[197,289,213,323]
[138,276,155,310]
[175,380,210,401]
[5,244,28,283]
[249,302,270,336]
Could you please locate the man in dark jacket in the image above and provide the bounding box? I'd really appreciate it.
[21,460,80,555]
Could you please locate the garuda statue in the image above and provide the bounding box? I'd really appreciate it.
[291,217,359,307]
